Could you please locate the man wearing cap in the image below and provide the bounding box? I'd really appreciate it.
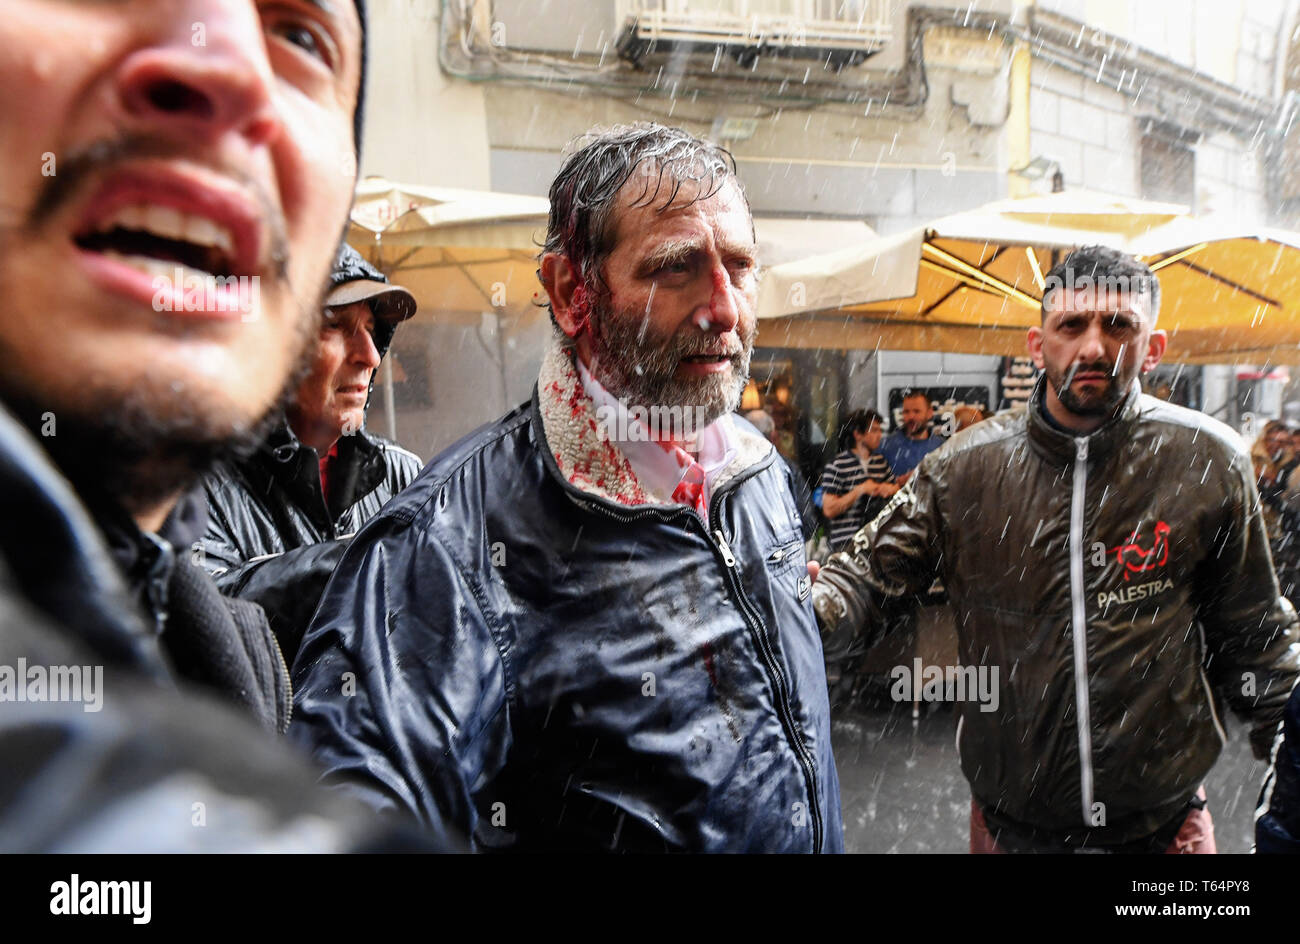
[201,244,422,663]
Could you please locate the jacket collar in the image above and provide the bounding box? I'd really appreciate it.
[0,403,169,679]
[254,419,385,524]
[1026,375,1144,466]
[535,333,771,510]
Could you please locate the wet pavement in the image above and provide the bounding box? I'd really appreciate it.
[831,695,1269,854]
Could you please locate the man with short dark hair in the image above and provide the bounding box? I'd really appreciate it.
[820,409,896,552]
[880,391,945,484]
[293,122,843,853]
[814,244,1300,853]
[0,0,410,851]
[201,244,421,662]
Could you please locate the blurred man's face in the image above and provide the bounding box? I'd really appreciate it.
[577,174,759,429]
[0,0,361,511]
[1029,288,1166,424]
[287,302,380,452]
[900,396,932,437]
[853,420,883,453]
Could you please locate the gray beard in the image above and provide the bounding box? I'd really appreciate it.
[585,296,755,430]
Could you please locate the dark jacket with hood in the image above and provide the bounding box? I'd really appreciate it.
[200,246,421,662]
[290,337,843,853]
[0,403,448,850]
[0,403,319,846]
[0,398,290,734]
[0,0,453,851]
[814,379,1300,848]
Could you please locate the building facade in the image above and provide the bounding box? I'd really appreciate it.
[359,0,1298,460]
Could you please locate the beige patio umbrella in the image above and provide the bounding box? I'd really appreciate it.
[757,190,1300,365]
[345,177,882,437]
[348,176,879,318]
[347,177,552,321]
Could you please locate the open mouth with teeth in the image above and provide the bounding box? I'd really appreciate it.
[74,205,237,279]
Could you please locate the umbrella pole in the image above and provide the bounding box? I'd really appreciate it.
[383,355,397,442]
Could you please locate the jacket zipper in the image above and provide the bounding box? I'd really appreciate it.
[273,630,294,733]
[571,463,826,853]
[711,511,825,855]
[1195,625,1229,746]
[1069,436,1095,825]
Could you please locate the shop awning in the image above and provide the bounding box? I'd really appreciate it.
[757,190,1300,365]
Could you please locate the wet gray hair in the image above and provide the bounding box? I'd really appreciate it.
[538,122,751,319]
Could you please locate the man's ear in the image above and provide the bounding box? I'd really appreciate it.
[1027,325,1045,369]
[1142,329,1168,373]
[540,253,586,339]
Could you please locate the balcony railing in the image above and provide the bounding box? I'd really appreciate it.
[617,0,894,64]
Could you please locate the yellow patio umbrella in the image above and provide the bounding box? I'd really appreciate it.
[757,190,1300,365]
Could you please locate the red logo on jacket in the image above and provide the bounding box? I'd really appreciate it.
[1111,521,1171,581]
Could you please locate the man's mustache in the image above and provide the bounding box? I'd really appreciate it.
[676,338,744,359]
[21,134,290,282]
[1061,360,1115,387]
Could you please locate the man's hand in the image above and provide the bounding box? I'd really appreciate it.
[807,560,820,583]
[821,486,863,519]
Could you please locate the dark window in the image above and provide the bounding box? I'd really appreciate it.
[1139,119,1198,208]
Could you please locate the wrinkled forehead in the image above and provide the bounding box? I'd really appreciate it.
[611,170,753,245]
[1046,286,1151,322]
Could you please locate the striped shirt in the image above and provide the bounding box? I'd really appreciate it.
[819,449,895,550]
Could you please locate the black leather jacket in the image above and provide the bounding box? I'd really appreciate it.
[815,380,1300,846]
[0,402,291,733]
[1258,684,1300,852]
[0,403,375,850]
[201,424,421,662]
[291,340,844,852]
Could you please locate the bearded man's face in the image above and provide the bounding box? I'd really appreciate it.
[1032,288,1156,420]
[583,176,759,430]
